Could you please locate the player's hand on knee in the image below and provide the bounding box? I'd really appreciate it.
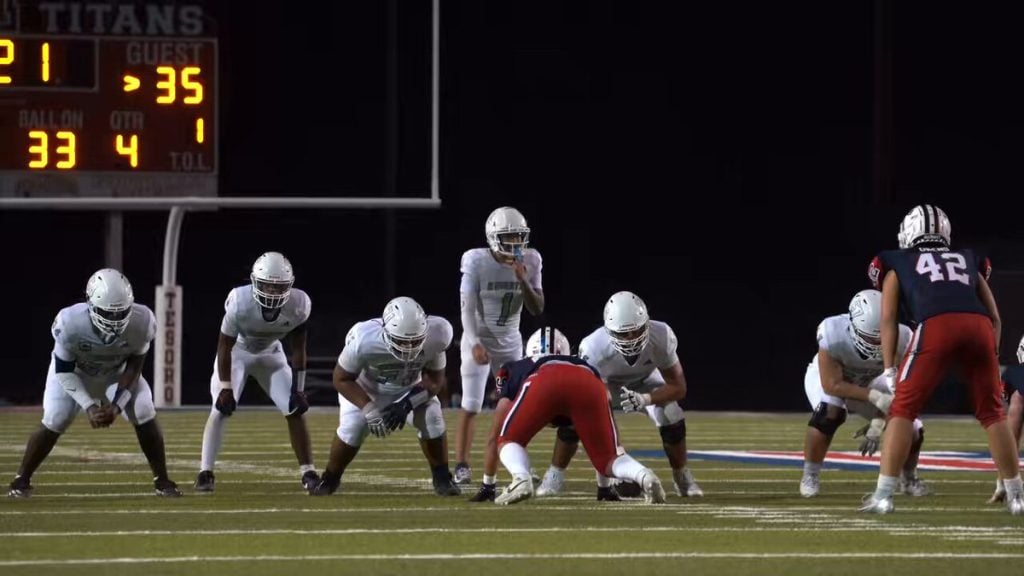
[381,396,413,432]
[87,404,116,428]
[288,390,309,416]
[471,343,490,365]
[215,388,237,416]
[867,389,893,415]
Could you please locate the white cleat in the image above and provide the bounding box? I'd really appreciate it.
[799,474,820,498]
[495,476,534,506]
[1007,494,1024,516]
[899,475,930,497]
[673,469,704,498]
[858,493,894,514]
[640,469,666,504]
[535,471,564,497]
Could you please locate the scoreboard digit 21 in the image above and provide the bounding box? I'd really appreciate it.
[0,1,217,196]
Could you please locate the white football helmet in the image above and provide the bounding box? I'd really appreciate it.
[251,252,294,309]
[525,327,571,359]
[1017,334,1024,364]
[848,289,883,360]
[898,204,951,249]
[86,268,134,337]
[382,296,428,362]
[603,291,650,356]
[485,206,530,257]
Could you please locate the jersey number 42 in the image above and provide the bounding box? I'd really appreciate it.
[916,253,970,285]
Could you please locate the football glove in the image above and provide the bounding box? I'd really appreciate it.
[619,388,651,413]
[854,417,886,457]
[867,389,893,415]
[361,402,389,438]
[215,388,237,416]
[381,394,413,432]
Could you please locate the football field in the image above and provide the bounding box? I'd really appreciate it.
[1,409,1022,575]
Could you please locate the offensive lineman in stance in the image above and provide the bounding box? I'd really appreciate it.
[196,252,318,492]
[8,269,181,498]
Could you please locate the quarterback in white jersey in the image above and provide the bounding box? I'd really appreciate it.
[535,291,703,499]
[454,206,544,484]
[309,296,462,497]
[8,269,181,498]
[799,289,928,498]
[195,252,319,493]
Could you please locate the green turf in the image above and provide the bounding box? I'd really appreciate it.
[1,409,1021,576]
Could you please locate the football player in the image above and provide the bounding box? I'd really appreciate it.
[195,252,318,493]
[799,289,928,498]
[7,269,181,498]
[469,327,573,502]
[860,205,1023,514]
[535,292,703,499]
[453,206,544,485]
[309,296,461,496]
[488,327,666,506]
[988,334,1024,504]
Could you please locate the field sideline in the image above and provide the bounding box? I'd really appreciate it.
[1,408,1022,576]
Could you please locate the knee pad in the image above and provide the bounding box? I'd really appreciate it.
[659,420,686,445]
[336,420,368,447]
[557,425,580,444]
[415,398,447,440]
[807,402,846,438]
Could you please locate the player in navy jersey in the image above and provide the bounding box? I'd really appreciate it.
[482,327,666,506]
[859,205,1023,515]
[989,334,1024,503]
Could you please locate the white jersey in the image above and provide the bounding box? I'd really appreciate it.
[50,303,156,379]
[459,247,543,354]
[578,320,679,389]
[220,285,311,354]
[338,316,453,397]
[811,314,913,386]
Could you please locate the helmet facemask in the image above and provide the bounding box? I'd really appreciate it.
[848,289,883,360]
[89,304,132,337]
[251,275,293,310]
[86,268,134,339]
[488,229,530,258]
[850,325,881,360]
[384,332,426,362]
[608,324,649,357]
[381,296,428,363]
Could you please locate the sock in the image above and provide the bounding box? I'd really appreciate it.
[200,409,227,472]
[803,462,822,477]
[545,465,566,481]
[499,443,531,480]
[300,464,316,475]
[1004,475,1024,497]
[874,474,898,499]
[430,464,451,483]
[610,454,646,484]
[595,472,612,488]
[482,474,496,485]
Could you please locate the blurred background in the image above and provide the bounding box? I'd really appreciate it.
[2,1,1023,412]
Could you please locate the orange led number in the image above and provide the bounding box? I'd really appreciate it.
[116,134,139,168]
[0,38,13,85]
[156,66,175,104]
[27,130,76,169]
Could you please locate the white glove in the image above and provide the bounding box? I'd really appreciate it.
[619,388,651,413]
[854,417,886,457]
[361,402,390,438]
[882,367,897,393]
[867,389,893,415]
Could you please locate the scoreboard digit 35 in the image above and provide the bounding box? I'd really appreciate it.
[0,1,217,197]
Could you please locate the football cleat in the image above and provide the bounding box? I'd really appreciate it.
[7,476,33,499]
[454,462,472,485]
[535,470,564,496]
[612,479,643,498]
[301,470,321,492]
[154,477,183,498]
[309,471,341,496]
[858,493,894,514]
[596,486,622,501]
[899,475,930,497]
[194,470,215,492]
[495,476,534,506]
[469,483,496,502]
[1007,494,1024,516]
[433,472,462,496]
[640,469,666,504]
[673,469,704,497]
[799,474,820,498]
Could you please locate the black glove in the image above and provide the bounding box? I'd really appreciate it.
[289,389,309,416]
[215,388,237,416]
[381,395,414,432]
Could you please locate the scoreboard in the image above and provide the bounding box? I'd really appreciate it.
[0,1,217,197]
